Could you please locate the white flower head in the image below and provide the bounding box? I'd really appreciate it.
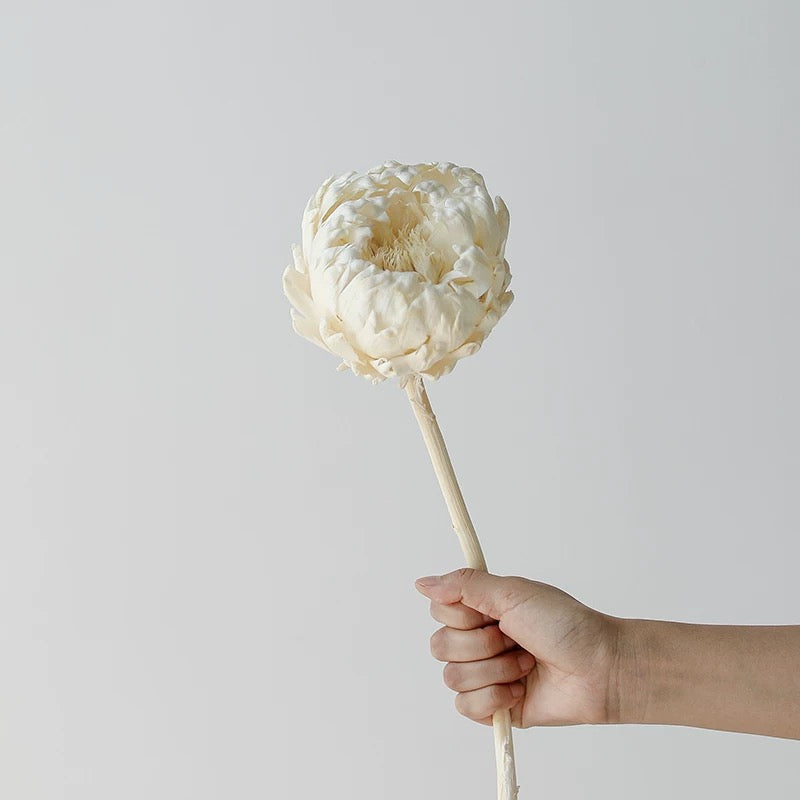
[283,160,513,383]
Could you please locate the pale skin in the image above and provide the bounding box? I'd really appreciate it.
[415,569,800,739]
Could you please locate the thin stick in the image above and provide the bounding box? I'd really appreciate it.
[404,374,519,800]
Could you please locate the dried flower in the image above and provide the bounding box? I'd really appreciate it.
[283,160,513,382]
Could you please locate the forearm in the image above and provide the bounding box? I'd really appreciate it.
[614,618,800,739]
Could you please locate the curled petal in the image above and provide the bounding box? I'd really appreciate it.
[349,357,384,382]
[494,196,510,260]
[319,318,364,363]
[282,264,316,321]
[291,243,307,274]
[446,245,495,298]
[290,309,325,349]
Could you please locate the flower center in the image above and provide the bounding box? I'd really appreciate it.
[368,223,449,282]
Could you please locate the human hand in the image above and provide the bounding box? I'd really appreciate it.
[415,568,622,728]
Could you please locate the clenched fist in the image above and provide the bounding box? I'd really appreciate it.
[415,569,621,727]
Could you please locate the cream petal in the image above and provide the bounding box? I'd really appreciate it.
[282,265,316,320]
[484,257,512,300]
[338,270,419,341]
[350,358,385,382]
[461,193,499,254]
[402,285,475,354]
[361,318,413,360]
[494,196,510,260]
[291,243,307,274]
[318,171,367,224]
[302,173,340,253]
[500,265,512,294]
[290,309,325,349]
[442,199,477,243]
[325,195,390,231]
[309,250,371,318]
[476,307,500,336]
[382,339,448,377]
[422,353,461,380]
[369,160,419,187]
[370,357,396,378]
[319,318,365,363]
[450,340,482,360]
[446,245,494,298]
[397,292,434,352]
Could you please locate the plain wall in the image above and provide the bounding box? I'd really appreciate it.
[2,1,799,797]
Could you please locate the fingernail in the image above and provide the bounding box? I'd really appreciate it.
[510,681,525,698]
[518,652,535,672]
[415,576,441,588]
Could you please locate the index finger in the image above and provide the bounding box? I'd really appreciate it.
[430,600,496,631]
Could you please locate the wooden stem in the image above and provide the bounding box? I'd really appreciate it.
[404,374,519,800]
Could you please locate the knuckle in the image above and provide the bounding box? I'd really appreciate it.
[429,627,448,660]
[502,654,520,682]
[456,567,475,582]
[482,625,503,657]
[454,693,475,719]
[489,683,507,706]
[459,568,480,597]
[442,662,461,691]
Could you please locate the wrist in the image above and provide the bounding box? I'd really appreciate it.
[606,616,654,725]
[609,617,707,728]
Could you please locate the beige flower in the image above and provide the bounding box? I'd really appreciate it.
[283,160,513,383]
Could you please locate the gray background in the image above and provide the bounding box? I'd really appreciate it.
[2,1,799,797]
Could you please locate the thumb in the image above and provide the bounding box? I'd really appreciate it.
[415,568,536,621]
